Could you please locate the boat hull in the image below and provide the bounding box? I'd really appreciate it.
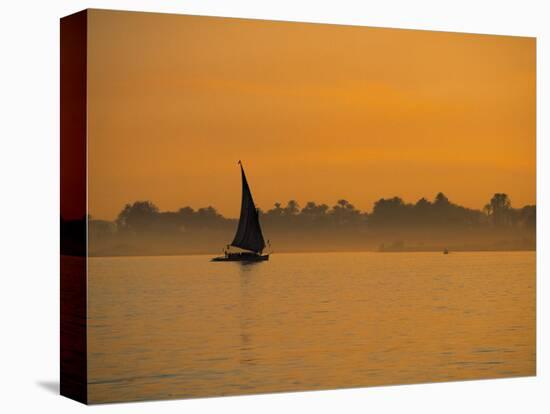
[211,253,269,262]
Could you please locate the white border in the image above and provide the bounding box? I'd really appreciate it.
[0,1,547,412]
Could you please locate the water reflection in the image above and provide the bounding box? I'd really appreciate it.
[238,260,265,268]
[239,271,256,372]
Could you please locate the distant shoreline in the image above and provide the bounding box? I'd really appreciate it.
[81,248,536,259]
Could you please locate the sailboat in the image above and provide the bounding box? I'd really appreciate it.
[211,161,270,262]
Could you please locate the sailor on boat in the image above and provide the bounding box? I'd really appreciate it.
[212,161,270,262]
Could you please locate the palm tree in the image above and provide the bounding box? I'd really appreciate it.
[485,193,512,226]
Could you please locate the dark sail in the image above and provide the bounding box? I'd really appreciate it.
[231,162,266,253]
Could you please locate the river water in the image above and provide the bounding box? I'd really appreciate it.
[87,251,535,403]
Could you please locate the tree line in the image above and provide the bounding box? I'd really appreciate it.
[61,192,535,256]
[93,192,534,236]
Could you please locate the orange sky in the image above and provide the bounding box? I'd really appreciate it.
[88,9,535,220]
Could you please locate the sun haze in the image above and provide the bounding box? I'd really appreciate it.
[87,10,535,220]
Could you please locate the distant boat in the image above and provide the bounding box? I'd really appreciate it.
[212,161,270,262]
[443,248,449,254]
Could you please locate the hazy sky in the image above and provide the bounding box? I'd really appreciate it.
[88,10,535,220]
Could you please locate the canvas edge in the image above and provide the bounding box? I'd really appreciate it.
[60,9,88,405]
